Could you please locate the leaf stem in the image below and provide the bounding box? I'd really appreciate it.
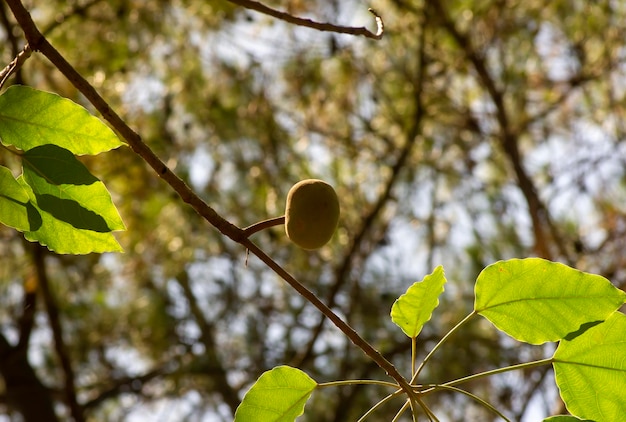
[413,310,477,382]
[357,390,405,422]
[391,400,410,422]
[422,357,554,392]
[411,336,417,376]
[423,384,511,421]
[243,215,285,237]
[317,379,400,390]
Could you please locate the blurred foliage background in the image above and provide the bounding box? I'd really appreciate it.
[2,0,626,420]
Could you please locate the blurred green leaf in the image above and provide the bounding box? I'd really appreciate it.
[0,85,123,155]
[18,176,123,254]
[0,165,41,231]
[553,312,626,421]
[23,144,125,233]
[391,265,446,338]
[543,416,594,422]
[234,366,317,422]
[475,258,626,344]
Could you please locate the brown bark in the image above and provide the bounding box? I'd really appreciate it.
[0,333,59,421]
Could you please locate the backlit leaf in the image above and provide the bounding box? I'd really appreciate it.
[0,165,41,231]
[23,144,125,233]
[554,312,626,421]
[0,85,123,155]
[234,366,316,422]
[18,176,123,254]
[391,266,446,338]
[543,416,594,422]
[475,258,626,344]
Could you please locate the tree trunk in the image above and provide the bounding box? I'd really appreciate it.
[0,333,59,421]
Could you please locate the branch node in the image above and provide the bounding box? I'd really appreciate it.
[368,8,384,40]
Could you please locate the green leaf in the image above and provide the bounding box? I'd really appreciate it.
[0,165,41,231]
[18,176,123,254]
[234,366,317,422]
[553,312,626,421]
[0,85,123,155]
[543,416,595,422]
[391,265,446,338]
[22,144,125,233]
[475,258,626,344]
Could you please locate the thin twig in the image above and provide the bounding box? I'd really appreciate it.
[228,0,384,39]
[0,44,32,89]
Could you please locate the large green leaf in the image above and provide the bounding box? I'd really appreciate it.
[553,312,626,421]
[0,85,123,155]
[0,165,41,231]
[22,144,125,233]
[543,416,594,422]
[18,176,123,254]
[391,265,446,338]
[234,366,316,422]
[475,258,626,344]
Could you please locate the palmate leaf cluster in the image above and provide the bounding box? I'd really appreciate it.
[238,259,626,421]
[0,85,125,253]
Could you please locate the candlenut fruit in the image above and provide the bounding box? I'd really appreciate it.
[285,179,340,250]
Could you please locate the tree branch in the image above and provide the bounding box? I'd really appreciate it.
[228,0,384,40]
[82,367,166,411]
[0,0,25,85]
[175,271,240,414]
[16,269,37,352]
[0,332,59,421]
[430,0,566,261]
[0,43,31,89]
[32,245,85,422]
[4,0,415,399]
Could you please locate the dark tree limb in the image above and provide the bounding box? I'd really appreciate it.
[16,270,37,352]
[227,0,384,39]
[33,245,85,422]
[0,0,25,85]
[430,0,567,261]
[82,367,166,411]
[175,270,241,414]
[0,332,59,421]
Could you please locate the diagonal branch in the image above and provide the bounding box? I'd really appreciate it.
[4,0,415,398]
[227,0,384,39]
[0,43,31,89]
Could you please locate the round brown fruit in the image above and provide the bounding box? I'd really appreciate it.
[285,179,340,250]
